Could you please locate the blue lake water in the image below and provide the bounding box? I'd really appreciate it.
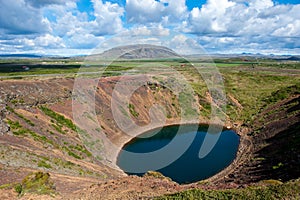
[117,125,240,184]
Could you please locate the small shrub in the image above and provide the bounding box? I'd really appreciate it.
[68,151,81,159]
[14,183,22,195]
[128,104,139,117]
[38,160,52,169]
[16,172,55,196]
[6,119,22,129]
[144,171,171,181]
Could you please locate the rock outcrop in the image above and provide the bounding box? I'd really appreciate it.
[0,103,9,134]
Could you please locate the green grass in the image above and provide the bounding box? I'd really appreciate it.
[0,183,14,190]
[29,131,55,146]
[6,119,22,129]
[16,171,56,196]
[69,144,92,157]
[6,106,35,126]
[263,84,300,104]
[10,98,25,104]
[40,106,77,131]
[39,107,93,159]
[156,179,300,200]
[144,171,172,181]
[0,61,81,76]
[62,146,82,159]
[178,92,199,119]
[7,119,55,146]
[221,71,300,123]
[51,123,66,135]
[52,158,75,168]
[67,150,82,159]
[37,160,52,169]
[128,103,139,118]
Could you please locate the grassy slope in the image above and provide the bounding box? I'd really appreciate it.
[0,58,299,198]
[156,65,300,199]
[156,179,300,200]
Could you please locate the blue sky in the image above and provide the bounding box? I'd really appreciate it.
[0,0,299,55]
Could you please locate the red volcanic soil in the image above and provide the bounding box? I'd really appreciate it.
[0,77,299,199]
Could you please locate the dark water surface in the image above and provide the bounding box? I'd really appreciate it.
[117,125,240,184]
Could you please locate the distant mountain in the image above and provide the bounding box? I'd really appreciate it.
[279,56,300,61]
[0,54,44,58]
[91,44,179,59]
[0,54,75,59]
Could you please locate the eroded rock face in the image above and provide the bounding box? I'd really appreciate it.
[0,78,74,135]
[0,103,9,134]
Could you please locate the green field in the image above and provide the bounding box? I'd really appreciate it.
[1,58,299,126]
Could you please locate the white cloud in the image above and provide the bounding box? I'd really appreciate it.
[167,34,203,54]
[161,0,188,23]
[0,0,299,55]
[126,0,164,23]
[0,0,51,34]
[187,0,236,34]
[124,25,170,36]
[67,34,105,49]
[95,26,171,51]
[0,34,65,54]
[272,20,300,37]
[91,0,124,35]
[46,0,124,49]
[182,0,300,54]
[125,0,188,24]
[34,0,124,38]
[51,11,89,37]
[248,0,274,10]
[34,34,65,48]
[187,0,300,38]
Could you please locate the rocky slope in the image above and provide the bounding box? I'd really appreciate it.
[216,89,300,185]
[0,76,199,197]
[0,76,299,199]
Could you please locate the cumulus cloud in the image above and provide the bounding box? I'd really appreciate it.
[167,34,203,54]
[0,0,299,55]
[46,0,124,49]
[182,0,300,53]
[0,0,51,34]
[124,25,170,36]
[187,0,300,38]
[125,0,188,24]
[126,0,164,23]
[91,0,124,35]
[0,34,65,54]
[95,26,171,51]
[51,11,89,37]
[67,33,105,49]
[248,0,274,10]
[34,34,65,48]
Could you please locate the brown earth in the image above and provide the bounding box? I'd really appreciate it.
[0,76,299,199]
[212,94,300,185]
